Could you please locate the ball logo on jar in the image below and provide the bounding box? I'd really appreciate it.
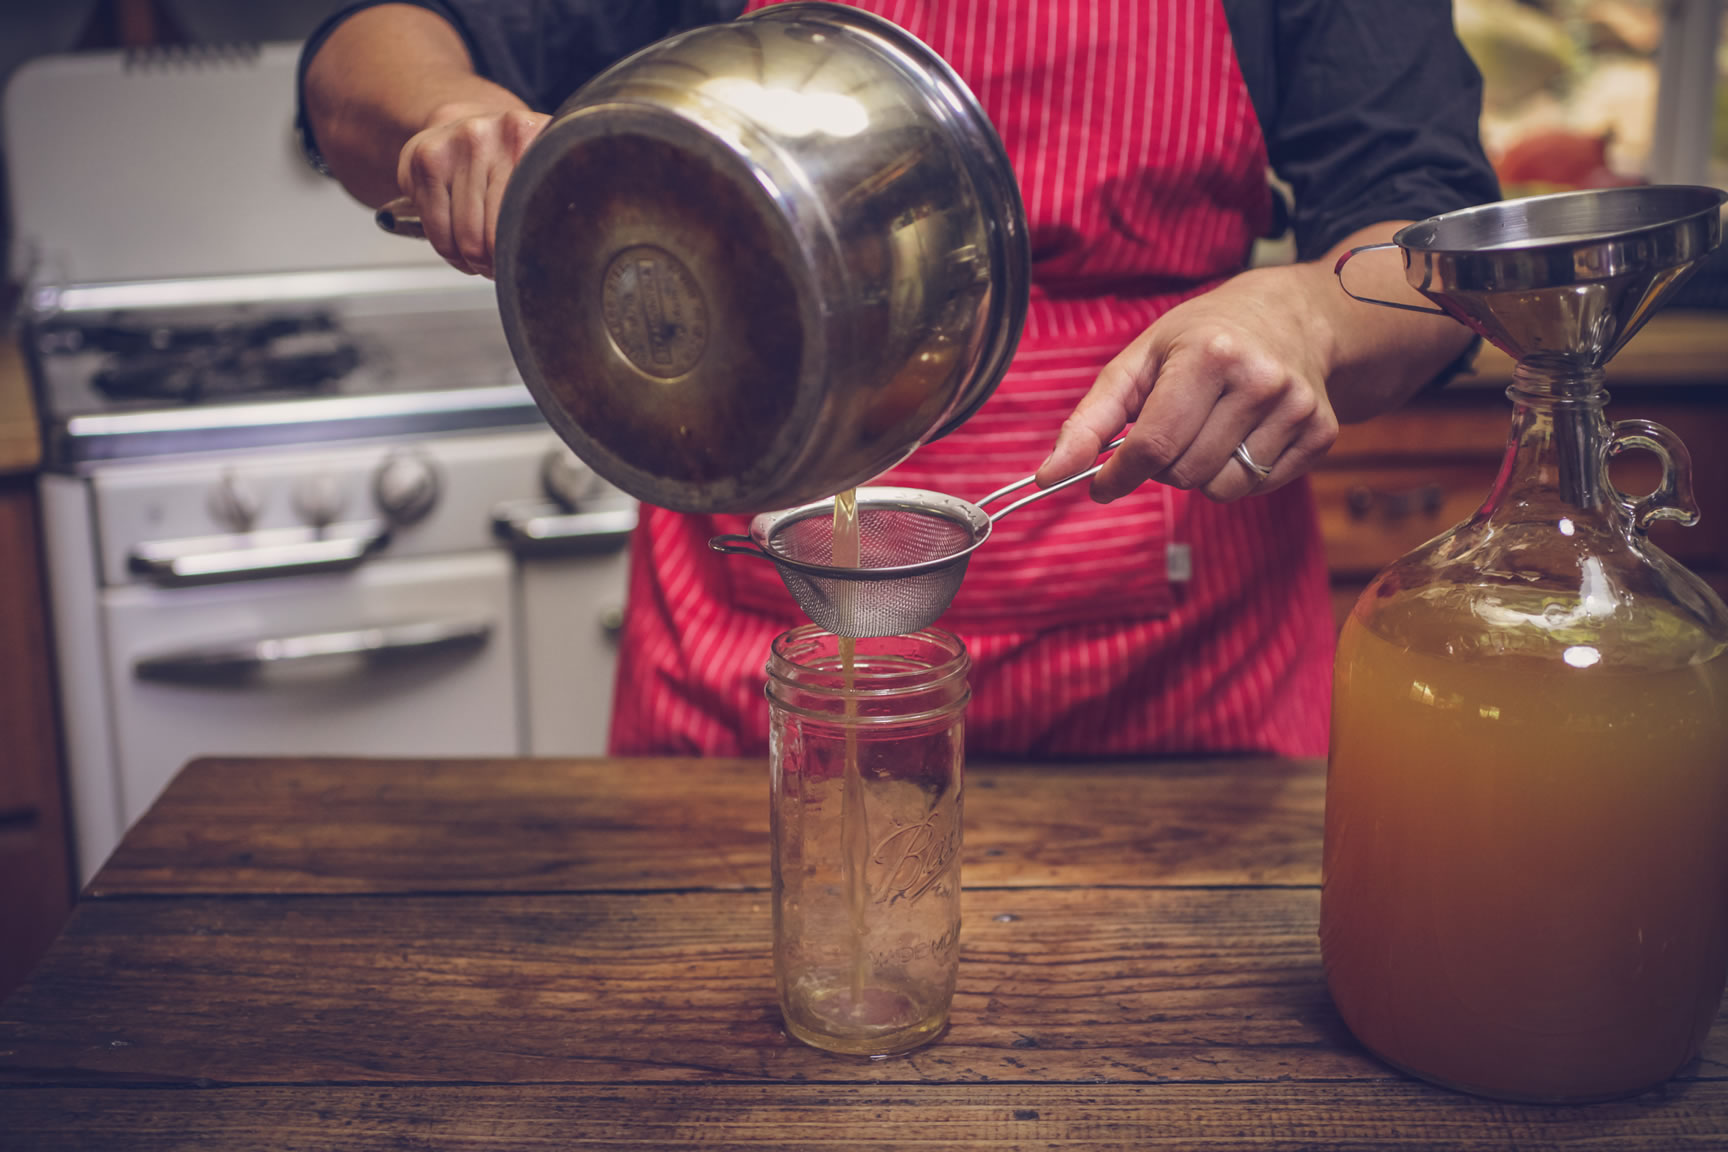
[871,806,960,905]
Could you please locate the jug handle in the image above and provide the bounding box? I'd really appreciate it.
[1607,418,1701,533]
[1333,243,1448,316]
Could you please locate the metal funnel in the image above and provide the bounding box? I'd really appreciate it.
[1386,186,1725,368]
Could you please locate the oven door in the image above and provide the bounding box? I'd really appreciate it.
[518,548,630,755]
[101,551,519,827]
[495,499,636,756]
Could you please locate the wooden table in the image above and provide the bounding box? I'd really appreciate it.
[2,756,1724,1149]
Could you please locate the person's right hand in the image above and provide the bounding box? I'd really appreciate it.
[395,106,550,278]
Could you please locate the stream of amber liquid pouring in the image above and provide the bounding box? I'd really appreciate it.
[832,488,869,1007]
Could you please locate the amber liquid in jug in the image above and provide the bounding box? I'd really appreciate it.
[1322,360,1728,1103]
[1322,187,1728,1101]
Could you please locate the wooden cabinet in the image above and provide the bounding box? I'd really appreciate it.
[0,332,73,999]
[1317,314,1728,626]
[0,479,72,997]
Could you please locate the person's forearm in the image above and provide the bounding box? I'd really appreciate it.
[303,3,529,207]
[1036,218,1481,503]
[1303,223,1477,424]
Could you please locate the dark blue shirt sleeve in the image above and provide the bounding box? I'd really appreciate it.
[1224,0,1500,260]
[296,0,744,172]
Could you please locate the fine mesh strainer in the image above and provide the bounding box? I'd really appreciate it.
[710,436,1124,637]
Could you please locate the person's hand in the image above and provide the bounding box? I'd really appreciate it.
[1036,263,1342,503]
[396,106,550,278]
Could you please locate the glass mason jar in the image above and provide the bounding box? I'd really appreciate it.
[766,624,969,1056]
[1322,363,1728,1102]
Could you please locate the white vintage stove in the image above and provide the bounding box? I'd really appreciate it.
[6,43,634,883]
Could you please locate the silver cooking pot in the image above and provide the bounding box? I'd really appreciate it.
[485,2,1028,513]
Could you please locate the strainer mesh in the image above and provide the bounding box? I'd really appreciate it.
[763,504,979,638]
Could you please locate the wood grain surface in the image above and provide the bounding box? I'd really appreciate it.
[0,887,1366,1087]
[8,1082,1728,1152]
[3,755,1723,1150]
[92,756,1324,895]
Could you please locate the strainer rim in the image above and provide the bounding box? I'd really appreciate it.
[747,485,992,580]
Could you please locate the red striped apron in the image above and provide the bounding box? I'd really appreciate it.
[610,0,1335,758]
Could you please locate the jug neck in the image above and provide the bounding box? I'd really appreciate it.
[1487,360,1612,516]
[1506,357,1606,403]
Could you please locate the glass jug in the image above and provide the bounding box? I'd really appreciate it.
[1322,362,1728,1102]
[1325,186,1728,1102]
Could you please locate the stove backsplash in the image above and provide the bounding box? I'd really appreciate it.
[5,42,454,286]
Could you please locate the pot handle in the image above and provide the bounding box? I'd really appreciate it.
[375,197,425,240]
[1334,243,1447,316]
[709,534,776,560]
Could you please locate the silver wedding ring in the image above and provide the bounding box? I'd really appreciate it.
[1233,441,1272,484]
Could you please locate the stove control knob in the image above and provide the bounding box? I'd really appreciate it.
[293,474,349,530]
[373,449,440,525]
[208,471,262,533]
[542,447,603,511]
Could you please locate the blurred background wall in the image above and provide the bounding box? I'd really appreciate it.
[1,0,349,295]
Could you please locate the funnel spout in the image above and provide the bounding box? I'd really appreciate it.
[1508,361,1607,510]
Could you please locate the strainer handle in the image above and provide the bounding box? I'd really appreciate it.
[978,434,1126,523]
[708,534,776,560]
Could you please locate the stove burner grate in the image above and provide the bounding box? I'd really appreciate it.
[41,311,365,403]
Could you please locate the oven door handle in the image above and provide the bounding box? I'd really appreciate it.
[492,502,637,557]
[134,617,492,684]
[128,521,391,587]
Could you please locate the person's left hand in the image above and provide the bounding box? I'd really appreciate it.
[396,105,550,279]
[1036,263,1342,503]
